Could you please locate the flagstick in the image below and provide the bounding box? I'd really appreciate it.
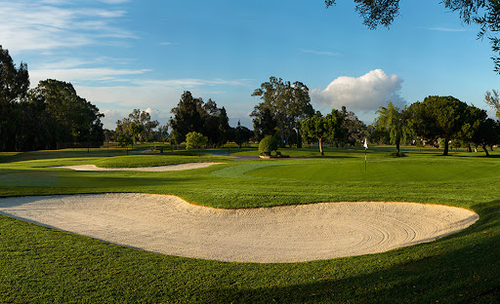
[364,148,367,171]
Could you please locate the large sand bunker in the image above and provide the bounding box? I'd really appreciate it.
[55,162,222,171]
[0,193,478,263]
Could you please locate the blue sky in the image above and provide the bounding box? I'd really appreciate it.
[1,0,498,129]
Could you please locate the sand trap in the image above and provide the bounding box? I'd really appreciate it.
[54,162,223,171]
[0,193,478,263]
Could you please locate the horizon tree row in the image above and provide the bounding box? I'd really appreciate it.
[169,91,253,148]
[250,76,367,148]
[1,46,104,152]
[372,96,500,156]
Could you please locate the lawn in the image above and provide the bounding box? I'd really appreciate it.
[1,146,499,303]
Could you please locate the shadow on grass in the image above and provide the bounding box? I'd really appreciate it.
[0,149,127,164]
[0,169,190,189]
[200,201,500,304]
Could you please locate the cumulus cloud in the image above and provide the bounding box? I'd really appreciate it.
[311,69,405,114]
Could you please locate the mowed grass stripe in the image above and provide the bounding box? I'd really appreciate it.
[245,161,500,182]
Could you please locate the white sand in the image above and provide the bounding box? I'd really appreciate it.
[54,162,223,171]
[0,193,478,263]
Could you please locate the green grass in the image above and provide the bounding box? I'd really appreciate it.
[244,157,500,182]
[94,154,232,168]
[1,147,500,303]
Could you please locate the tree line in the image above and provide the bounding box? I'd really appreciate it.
[114,75,500,157]
[3,43,499,154]
[1,46,104,151]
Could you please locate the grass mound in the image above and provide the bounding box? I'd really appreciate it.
[94,154,228,168]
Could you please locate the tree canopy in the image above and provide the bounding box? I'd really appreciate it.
[302,110,343,155]
[115,109,159,144]
[406,95,490,156]
[170,91,230,147]
[374,101,410,155]
[28,80,105,150]
[251,77,314,147]
[325,0,500,73]
[0,45,30,150]
[485,89,500,120]
[1,46,105,151]
[185,131,208,156]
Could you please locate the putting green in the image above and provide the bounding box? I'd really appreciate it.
[244,161,500,182]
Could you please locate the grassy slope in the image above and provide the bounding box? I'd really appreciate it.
[1,147,500,303]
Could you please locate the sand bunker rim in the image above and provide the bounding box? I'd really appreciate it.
[0,193,479,263]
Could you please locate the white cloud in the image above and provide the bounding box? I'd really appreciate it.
[30,67,151,85]
[0,1,134,53]
[425,27,467,32]
[134,78,253,89]
[311,69,405,116]
[100,0,130,4]
[74,78,254,129]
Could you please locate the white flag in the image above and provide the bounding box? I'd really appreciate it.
[363,138,368,149]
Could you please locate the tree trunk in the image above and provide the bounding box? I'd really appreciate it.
[443,138,449,156]
[297,129,302,148]
[318,138,324,156]
[483,144,490,156]
[280,126,285,148]
[396,139,400,155]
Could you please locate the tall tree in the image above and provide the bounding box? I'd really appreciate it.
[0,46,30,151]
[324,0,500,73]
[251,105,278,141]
[471,118,499,156]
[374,101,410,155]
[169,91,204,143]
[302,110,343,155]
[115,109,159,144]
[169,91,232,147]
[251,77,314,147]
[485,89,500,120]
[201,99,230,147]
[29,79,104,149]
[234,120,253,149]
[185,131,208,156]
[407,96,469,156]
[336,106,367,147]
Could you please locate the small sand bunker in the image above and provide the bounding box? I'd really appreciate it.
[54,162,222,171]
[0,194,478,263]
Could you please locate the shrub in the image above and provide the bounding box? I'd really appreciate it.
[259,135,279,156]
[186,132,208,156]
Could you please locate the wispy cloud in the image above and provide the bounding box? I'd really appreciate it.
[74,77,254,128]
[300,49,340,56]
[30,67,151,86]
[135,78,254,88]
[424,27,467,32]
[100,0,130,4]
[0,1,135,53]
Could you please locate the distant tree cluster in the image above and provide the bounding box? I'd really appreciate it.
[251,77,315,147]
[169,91,252,148]
[1,46,104,151]
[249,76,369,153]
[372,96,500,156]
[113,109,160,147]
